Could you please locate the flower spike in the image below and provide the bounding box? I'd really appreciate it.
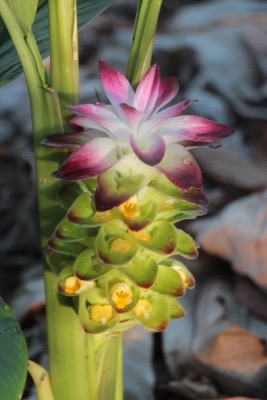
[44,61,234,335]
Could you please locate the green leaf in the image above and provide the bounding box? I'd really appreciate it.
[6,0,38,31]
[0,0,118,85]
[0,298,28,400]
[126,0,162,87]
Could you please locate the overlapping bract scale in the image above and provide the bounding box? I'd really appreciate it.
[45,174,204,333]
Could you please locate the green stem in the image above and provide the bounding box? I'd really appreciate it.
[42,2,91,399]
[44,270,90,399]
[28,361,54,400]
[126,0,163,87]
[0,1,89,399]
[86,333,123,400]
[48,0,79,120]
[0,1,57,139]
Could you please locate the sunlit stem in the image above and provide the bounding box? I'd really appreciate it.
[43,1,92,399]
[28,361,54,400]
[49,0,79,124]
[0,1,87,399]
[86,333,123,400]
[126,0,163,87]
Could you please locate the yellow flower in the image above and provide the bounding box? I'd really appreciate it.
[110,282,133,310]
[62,275,95,295]
[133,299,152,319]
[110,238,135,254]
[132,229,151,242]
[90,304,114,325]
[118,196,140,218]
[64,276,81,294]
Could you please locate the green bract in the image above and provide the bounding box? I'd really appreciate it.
[45,170,206,333]
[124,253,158,288]
[74,249,111,280]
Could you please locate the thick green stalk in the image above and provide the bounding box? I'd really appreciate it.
[85,333,123,400]
[0,1,89,399]
[126,0,162,87]
[43,1,93,399]
[44,272,90,400]
[49,0,79,119]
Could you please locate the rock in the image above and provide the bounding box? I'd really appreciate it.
[190,190,267,291]
[192,147,267,193]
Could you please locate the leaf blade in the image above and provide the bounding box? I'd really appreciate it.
[0,298,28,400]
[0,0,118,85]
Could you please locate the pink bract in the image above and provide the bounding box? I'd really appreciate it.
[44,60,234,191]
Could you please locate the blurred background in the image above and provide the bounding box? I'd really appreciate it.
[1,0,267,399]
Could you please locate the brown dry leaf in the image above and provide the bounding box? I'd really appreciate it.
[190,190,267,290]
[198,325,267,376]
[191,275,267,398]
[196,325,267,399]
[219,398,257,400]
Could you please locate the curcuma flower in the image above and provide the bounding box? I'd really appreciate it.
[44,61,233,196]
[44,61,234,334]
